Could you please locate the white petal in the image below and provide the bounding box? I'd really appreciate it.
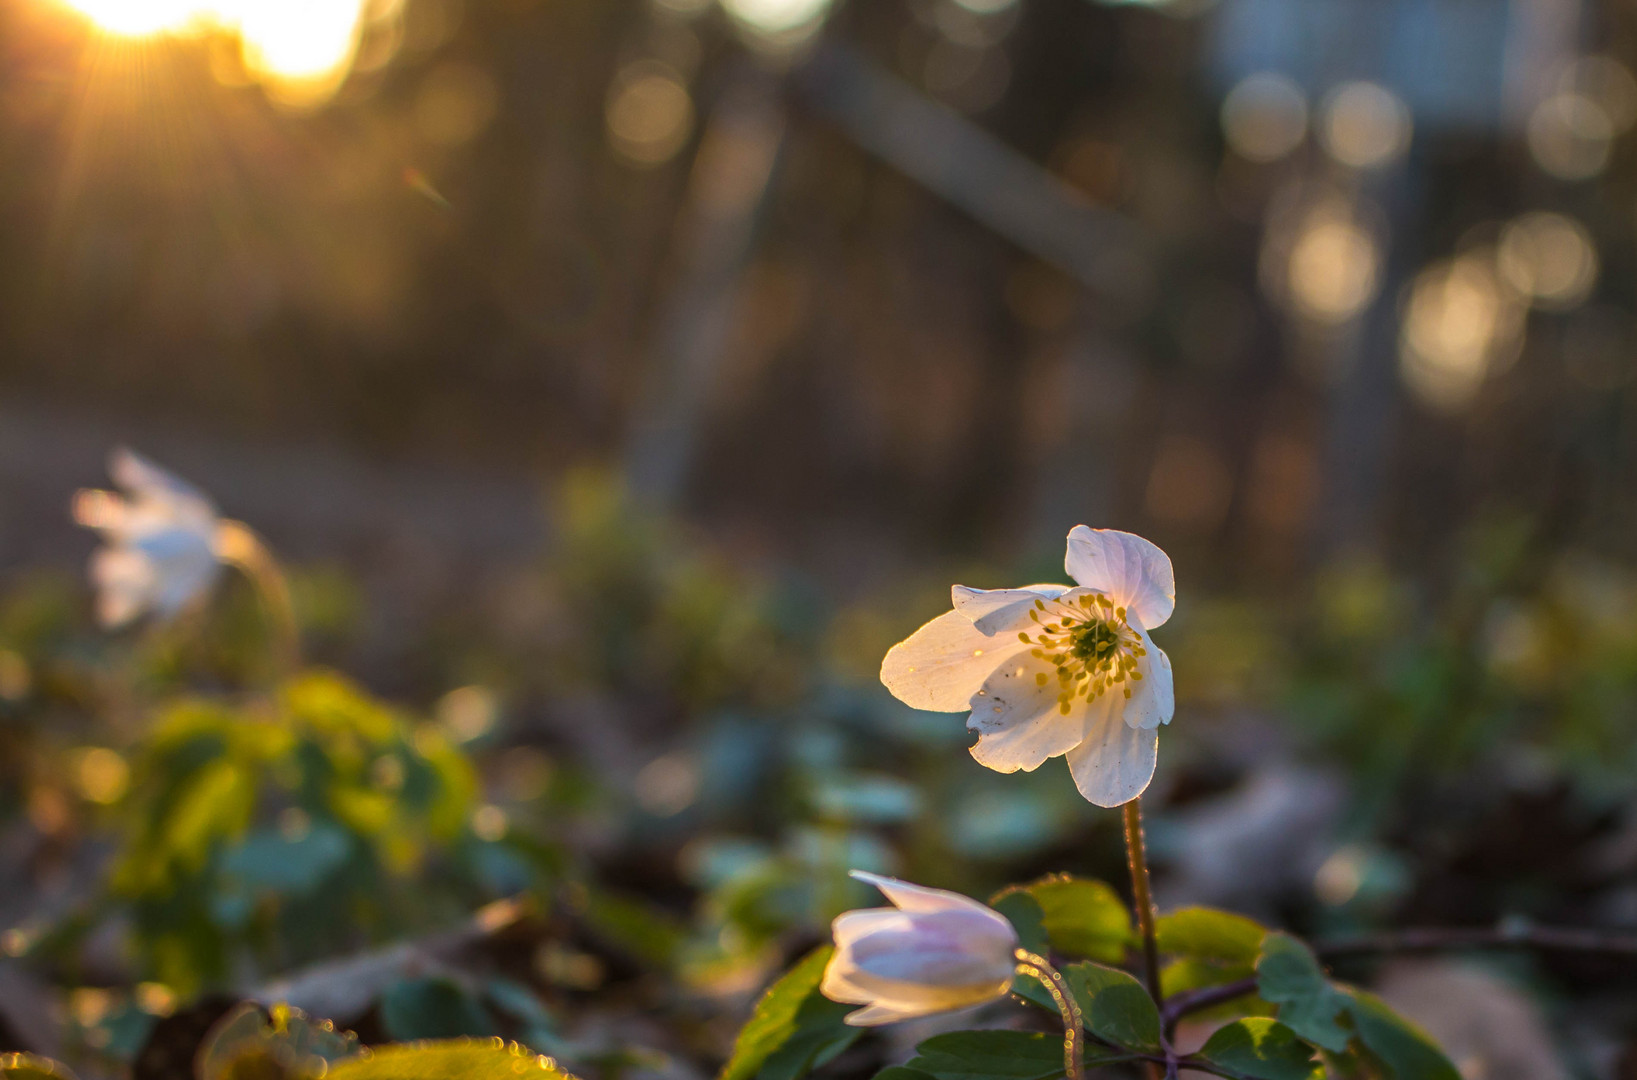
[829,908,910,950]
[110,448,214,509]
[1120,634,1174,731]
[848,872,1013,936]
[967,655,1086,773]
[830,960,1010,1018]
[138,533,222,618]
[842,1002,929,1026]
[1064,527,1175,629]
[880,610,1025,713]
[71,489,128,532]
[821,935,879,1004]
[851,923,1014,985]
[1065,694,1158,807]
[952,585,1068,634]
[90,548,154,628]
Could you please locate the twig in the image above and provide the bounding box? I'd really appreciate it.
[249,897,532,1023]
[1162,922,1637,1030]
[1161,978,1259,1029]
[1319,925,1637,958]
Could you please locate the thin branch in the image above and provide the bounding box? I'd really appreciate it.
[1319,925,1637,958]
[1161,922,1637,1030]
[1161,978,1258,1029]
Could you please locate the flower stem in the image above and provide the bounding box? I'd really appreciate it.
[1013,950,1084,1080]
[1122,797,1163,1007]
[214,520,300,676]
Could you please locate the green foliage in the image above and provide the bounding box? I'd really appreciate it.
[578,887,688,968]
[945,894,1459,1079]
[896,1031,1068,1080]
[540,470,813,712]
[1157,907,1266,999]
[871,1069,938,1080]
[1342,989,1462,1080]
[993,875,1131,963]
[1063,962,1161,1053]
[381,978,500,1042]
[0,1054,79,1080]
[107,672,483,994]
[190,1003,575,1080]
[1255,934,1460,1079]
[717,947,859,1080]
[326,1040,576,1080]
[1254,933,1354,1053]
[1195,1019,1321,1080]
[1157,907,1264,962]
[987,888,1049,956]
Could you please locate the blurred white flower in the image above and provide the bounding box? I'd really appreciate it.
[820,870,1019,1026]
[72,449,224,628]
[881,527,1175,807]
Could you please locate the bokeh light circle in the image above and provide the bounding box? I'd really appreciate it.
[1497,212,1598,310]
[1319,81,1412,169]
[1221,72,1308,163]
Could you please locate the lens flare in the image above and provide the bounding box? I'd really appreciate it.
[58,0,203,36]
[55,0,405,107]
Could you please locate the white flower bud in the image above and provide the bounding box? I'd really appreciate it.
[820,871,1019,1026]
[72,448,224,628]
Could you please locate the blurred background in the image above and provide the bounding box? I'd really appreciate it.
[3,0,1637,1076]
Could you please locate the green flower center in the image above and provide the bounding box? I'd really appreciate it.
[1017,594,1147,714]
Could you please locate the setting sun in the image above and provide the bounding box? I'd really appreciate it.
[53,0,402,106]
[58,0,204,36]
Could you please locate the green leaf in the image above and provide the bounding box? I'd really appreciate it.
[1158,908,1268,1000]
[1064,963,1161,1053]
[987,889,1050,957]
[1157,908,1265,964]
[326,1040,576,1080]
[1253,937,1461,1077]
[580,888,686,968]
[872,1069,938,1080]
[220,823,351,895]
[1254,933,1350,1053]
[484,978,557,1032]
[1024,876,1133,963]
[1160,958,1272,1002]
[1342,989,1460,1080]
[0,1054,79,1080]
[1195,1019,1322,1080]
[718,947,860,1080]
[907,1031,1067,1080]
[380,978,499,1042]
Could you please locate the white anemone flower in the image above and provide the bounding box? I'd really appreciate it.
[72,449,225,628]
[821,870,1019,1026]
[881,527,1175,807]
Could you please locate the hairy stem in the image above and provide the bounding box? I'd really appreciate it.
[214,520,300,676]
[1014,950,1085,1080]
[1122,798,1163,1006]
